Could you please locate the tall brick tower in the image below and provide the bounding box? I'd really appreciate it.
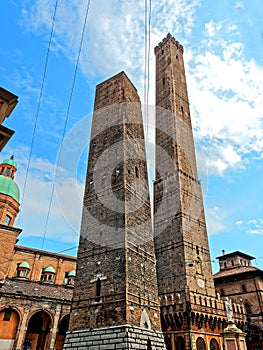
[64,72,166,349]
[153,34,244,349]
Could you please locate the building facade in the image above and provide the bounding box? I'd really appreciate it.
[0,155,76,350]
[0,87,17,151]
[214,251,263,350]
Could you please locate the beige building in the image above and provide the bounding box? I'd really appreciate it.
[0,88,76,350]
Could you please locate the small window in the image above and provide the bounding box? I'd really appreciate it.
[3,309,12,321]
[231,259,234,266]
[64,272,69,285]
[245,303,251,318]
[135,166,139,178]
[19,270,28,278]
[220,288,225,297]
[4,215,11,226]
[242,284,247,293]
[224,262,227,268]
[95,277,101,302]
[163,77,165,86]
[181,106,184,114]
[196,246,199,255]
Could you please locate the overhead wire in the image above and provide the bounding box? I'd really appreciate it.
[40,0,91,251]
[17,0,59,227]
[146,0,152,141]
[144,0,152,142]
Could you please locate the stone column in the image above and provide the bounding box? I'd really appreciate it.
[221,321,247,350]
[49,303,62,349]
[15,307,30,350]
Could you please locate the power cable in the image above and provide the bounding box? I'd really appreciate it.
[18,0,59,227]
[146,0,152,142]
[143,0,152,142]
[41,0,91,250]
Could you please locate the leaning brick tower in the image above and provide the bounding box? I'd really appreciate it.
[153,34,245,350]
[64,71,166,349]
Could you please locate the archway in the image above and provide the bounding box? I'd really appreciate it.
[55,314,70,350]
[24,311,52,350]
[0,308,20,350]
[164,336,172,350]
[196,337,206,350]
[176,336,185,350]
[210,338,219,350]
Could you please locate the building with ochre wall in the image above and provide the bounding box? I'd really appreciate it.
[0,139,76,349]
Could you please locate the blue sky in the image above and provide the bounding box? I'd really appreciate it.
[1,0,263,272]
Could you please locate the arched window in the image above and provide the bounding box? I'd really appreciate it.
[210,339,219,350]
[196,337,206,350]
[245,303,251,320]
[176,336,185,350]
[164,337,172,350]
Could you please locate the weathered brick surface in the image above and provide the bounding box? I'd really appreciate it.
[154,34,216,306]
[68,71,163,337]
[152,34,246,348]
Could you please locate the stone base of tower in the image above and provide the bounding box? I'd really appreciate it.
[63,324,167,349]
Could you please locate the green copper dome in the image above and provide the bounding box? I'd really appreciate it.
[0,175,20,202]
[2,157,17,169]
[43,266,56,273]
[68,270,76,277]
[19,262,30,269]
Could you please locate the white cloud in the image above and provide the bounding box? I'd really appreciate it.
[235,219,263,236]
[205,20,222,38]
[187,29,263,175]
[246,219,263,235]
[235,1,244,10]
[19,1,263,178]
[236,220,243,225]
[206,206,226,235]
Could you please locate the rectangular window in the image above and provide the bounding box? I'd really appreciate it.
[64,272,69,285]
[4,215,11,226]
